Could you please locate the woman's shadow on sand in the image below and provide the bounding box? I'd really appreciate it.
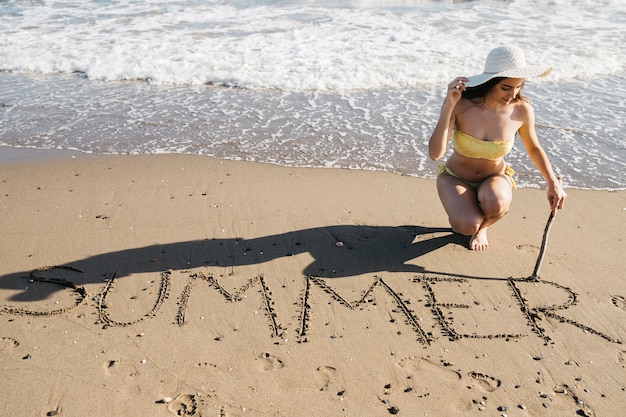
[1,225,467,302]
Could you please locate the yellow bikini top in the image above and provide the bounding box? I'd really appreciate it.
[452,130,514,161]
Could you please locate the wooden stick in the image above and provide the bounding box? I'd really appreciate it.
[529,177,562,281]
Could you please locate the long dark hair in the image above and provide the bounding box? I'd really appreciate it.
[462,77,527,103]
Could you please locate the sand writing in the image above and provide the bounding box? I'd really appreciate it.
[1,265,621,347]
[0,266,87,316]
[296,275,431,344]
[176,272,285,338]
[98,270,171,327]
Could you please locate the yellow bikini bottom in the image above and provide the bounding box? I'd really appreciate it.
[437,163,517,190]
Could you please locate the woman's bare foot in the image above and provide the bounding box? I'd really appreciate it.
[469,228,489,250]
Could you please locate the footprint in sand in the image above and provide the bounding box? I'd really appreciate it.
[0,337,19,351]
[396,356,461,382]
[468,371,501,393]
[102,359,138,378]
[618,351,626,366]
[167,394,197,416]
[314,365,339,391]
[163,393,240,417]
[516,244,538,253]
[257,352,284,371]
[396,357,466,409]
[611,295,626,312]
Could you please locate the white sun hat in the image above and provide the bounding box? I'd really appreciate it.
[465,46,552,88]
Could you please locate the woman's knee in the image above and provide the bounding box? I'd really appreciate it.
[478,182,512,216]
[449,215,481,236]
[480,195,510,217]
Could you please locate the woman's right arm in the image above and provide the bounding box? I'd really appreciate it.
[428,77,467,161]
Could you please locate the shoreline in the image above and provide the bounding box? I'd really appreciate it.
[1,152,624,416]
[0,146,86,165]
[1,145,623,192]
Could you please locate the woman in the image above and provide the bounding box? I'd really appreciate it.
[429,46,566,250]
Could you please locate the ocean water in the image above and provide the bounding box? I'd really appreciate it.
[0,0,624,189]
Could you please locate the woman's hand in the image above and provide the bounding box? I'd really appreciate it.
[547,178,567,215]
[446,77,469,104]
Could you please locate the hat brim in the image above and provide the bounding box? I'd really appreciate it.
[465,65,552,88]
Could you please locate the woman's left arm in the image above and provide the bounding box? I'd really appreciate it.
[517,102,567,214]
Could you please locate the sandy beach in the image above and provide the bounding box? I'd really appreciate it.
[0,150,624,417]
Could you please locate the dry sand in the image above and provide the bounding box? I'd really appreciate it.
[0,150,624,417]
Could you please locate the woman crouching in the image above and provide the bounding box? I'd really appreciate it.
[429,46,566,250]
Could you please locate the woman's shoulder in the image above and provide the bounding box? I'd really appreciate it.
[512,99,534,119]
[454,98,477,116]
